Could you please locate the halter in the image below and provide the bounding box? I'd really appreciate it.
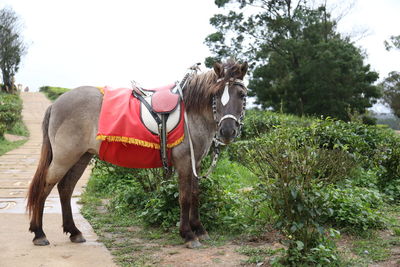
[213,78,247,145]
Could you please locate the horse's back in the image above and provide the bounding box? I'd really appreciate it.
[48,86,103,155]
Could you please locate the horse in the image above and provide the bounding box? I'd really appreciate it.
[27,59,248,248]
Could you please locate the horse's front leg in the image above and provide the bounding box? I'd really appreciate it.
[190,176,209,240]
[178,171,201,248]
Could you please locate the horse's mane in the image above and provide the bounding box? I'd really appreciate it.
[183,71,218,113]
[183,59,243,113]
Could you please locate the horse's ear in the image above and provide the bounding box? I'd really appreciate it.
[240,62,248,79]
[213,62,224,78]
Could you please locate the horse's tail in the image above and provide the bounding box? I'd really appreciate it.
[27,105,53,225]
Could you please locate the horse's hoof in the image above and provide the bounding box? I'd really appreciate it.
[198,233,210,241]
[33,237,50,246]
[185,239,202,249]
[70,233,86,243]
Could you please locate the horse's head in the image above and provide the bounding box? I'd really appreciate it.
[212,60,248,145]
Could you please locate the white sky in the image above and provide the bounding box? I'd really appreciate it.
[0,0,399,97]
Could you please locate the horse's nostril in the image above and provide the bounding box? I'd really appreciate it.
[220,127,236,138]
[232,128,237,136]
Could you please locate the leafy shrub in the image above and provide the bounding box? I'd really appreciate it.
[319,185,385,231]
[362,115,377,125]
[305,118,391,167]
[377,140,400,202]
[0,93,23,137]
[39,86,70,101]
[88,156,269,232]
[232,129,355,265]
[240,109,311,139]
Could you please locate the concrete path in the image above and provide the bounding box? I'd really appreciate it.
[0,92,116,267]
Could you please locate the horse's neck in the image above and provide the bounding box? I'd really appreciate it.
[187,110,216,155]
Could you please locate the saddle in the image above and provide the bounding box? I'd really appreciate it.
[132,83,182,171]
[133,84,180,113]
[97,87,184,169]
[133,84,181,134]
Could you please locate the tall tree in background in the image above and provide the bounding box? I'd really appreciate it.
[0,7,26,93]
[205,0,380,121]
[381,71,400,118]
[382,35,400,118]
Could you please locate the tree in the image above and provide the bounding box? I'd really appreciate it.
[205,0,380,121]
[384,35,400,51]
[0,7,26,93]
[381,71,400,118]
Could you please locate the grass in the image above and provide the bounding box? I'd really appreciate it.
[80,192,176,266]
[0,114,29,156]
[0,137,27,156]
[236,246,284,265]
[8,119,29,137]
[352,234,392,262]
[347,206,400,265]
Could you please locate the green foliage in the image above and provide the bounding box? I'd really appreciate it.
[85,109,400,265]
[377,141,400,202]
[0,92,22,137]
[352,235,393,262]
[0,138,26,156]
[8,119,29,136]
[39,86,70,101]
[381,71,400,118]
[240,109,311,139]
[206,0,380,121]
[0,92,27,155]
[319,185,385,231]
[236,246,284,265]
[0,7,27,93]
[88,156,270,233]
[232,130,353,265]
[384,35,400,51]
[229,110,400,264]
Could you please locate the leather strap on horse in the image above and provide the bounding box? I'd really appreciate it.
[132,90,170,174]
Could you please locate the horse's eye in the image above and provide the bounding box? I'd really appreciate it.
[239,92,246,99]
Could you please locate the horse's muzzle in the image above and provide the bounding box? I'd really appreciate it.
[218,121,238,145]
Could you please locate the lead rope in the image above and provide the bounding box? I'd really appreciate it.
[175,64,221,179]
[175,64,202,178]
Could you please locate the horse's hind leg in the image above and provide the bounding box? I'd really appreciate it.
[29,161,77,245]
[29,183,55,246]
[57,152,92,243]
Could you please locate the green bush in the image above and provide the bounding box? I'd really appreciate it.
[377,140,400,202]
[231,129,355,265]
[0,93,23,137]
[39,86,70,101]
[319,185,385,231]
[234,114,400,201]
[87,155,273,233]
[240,109,311,139]
[303,118,390,168]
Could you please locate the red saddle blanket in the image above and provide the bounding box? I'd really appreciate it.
[96,87,185,168]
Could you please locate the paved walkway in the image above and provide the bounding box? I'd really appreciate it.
[0,92,116,267]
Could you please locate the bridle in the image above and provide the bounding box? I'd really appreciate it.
[212,78,247,145]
